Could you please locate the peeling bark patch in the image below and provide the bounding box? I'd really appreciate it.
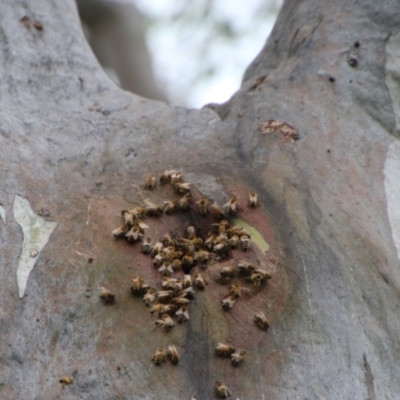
[363,354,375,400]
[258,120,299,143]
[384,141,400,264]
[232,218,270,254]
[13,195,57,298]
[0,204,6,223]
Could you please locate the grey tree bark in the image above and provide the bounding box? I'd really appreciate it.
[1,1,400,399]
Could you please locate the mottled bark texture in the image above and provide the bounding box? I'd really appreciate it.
[1,1,400,399]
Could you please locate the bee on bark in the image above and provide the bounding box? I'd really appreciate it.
[164,200,177,214]
[145,202,163,217]
[221,295,237,310]
[141,237,152,254]
[112,225,127,238]
[150,303,176,317]
[196,197,208,215]
[157,290,174,303]
[254,311,269,330]
[153,253,164,267]
[213,235,229,254]
[237,261,255,275]
[145,174,156,190]
[229,283,242,299]
[182,274,192,288]
[160,170,175,185]
[210,202,226,219]
[220,266,236,278]
[173,182,191,194]
[204,233,217,250]
[175,278,183,291]
[178,193,192,210]
[194,249,210,264]
[218,219,229,234]
[171,296,190,305]
[228,235,239,249]
[155,314,175,331]
[171,171,183,185]
[100,286,115,304]
[251,269,271,287]
[125,225,143,242]
[171,258,182,272]
[191,237,203,249]
[248,191,259,207]
[240,235,250,251]
[151,241,163,256]
[59,377,73,388]
[121,209,135,228]
[161,276,175,289]
[214,381,231,398]
[131,276,150,295]
[231,350,247,366]
[178,286,195,299]
[159,260,174,276]
[223,196,238,215]
[226,226,247,238]
[167,345,180,365]
[193,273,205,289]
[182,254,195,269]
[176,305,190,322]
[143,288,157,306]
[215,343,236,357]
[152,348,167,365]
[187,225,196,240]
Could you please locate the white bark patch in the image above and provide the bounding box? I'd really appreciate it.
[13,195,57,298]
[0,204,5,223]
[384,141,400,263]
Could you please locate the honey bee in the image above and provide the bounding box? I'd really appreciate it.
[210,202,226,219]
[187,225,196,239]
[153,253,164,267]
[220,266,236,278]
[196,197,208,215]
[182,274,192,288]
[161,276,174,289]
[218,219,229,234]
[170,171,183,185]
[178,238,196,255]
[251,269,271,287]
[167,345,180,365]
[223,196,238,215]
[143,288,157,306]
[151,241,163,256]
[59,377,73,388]
[157,290,174,303]
[125,225,143,242]
[193,273,205,289]
[150,303,176,316]
[248,191,259,207]
[253,311,269,330]
[121,209,135,227]
[163,200,177,214]
[176,305,190,322]
[226,226,247,238]
[191,237,203,249]
[152,348,167,365]
[145,202,163,217]
[158,260,174,276]
[159,170,174,185]
[237,262,255,274]
[131,276,149,295]
[228,235,239,248]
[100,286,115,304]
[214,381,231,398]
[178,193,192,210]
[182,254,195,268]
[177,286,195,299]
[175,278,183,291]
[136,220,149,231]
[171,296,190,305]
[194,250,210,263]
[229,283,242,298]
[173,182,191,193]
[155,314,175,331]
[204,233,217,250]
[240,235,250,251]
[142,238,152,254]
[231,350,247,366]
[221,295,237,310]
[171,258,182,272]
[145,174,156,190]
[213,235,229,254]
[215,343,236,357]
[112,225,127,238]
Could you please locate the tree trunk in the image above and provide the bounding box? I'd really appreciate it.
[1,1,400,399]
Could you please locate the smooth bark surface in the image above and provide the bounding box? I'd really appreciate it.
[1,1,400,399]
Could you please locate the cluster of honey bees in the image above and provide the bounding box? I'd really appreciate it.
[102,169,271,398]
